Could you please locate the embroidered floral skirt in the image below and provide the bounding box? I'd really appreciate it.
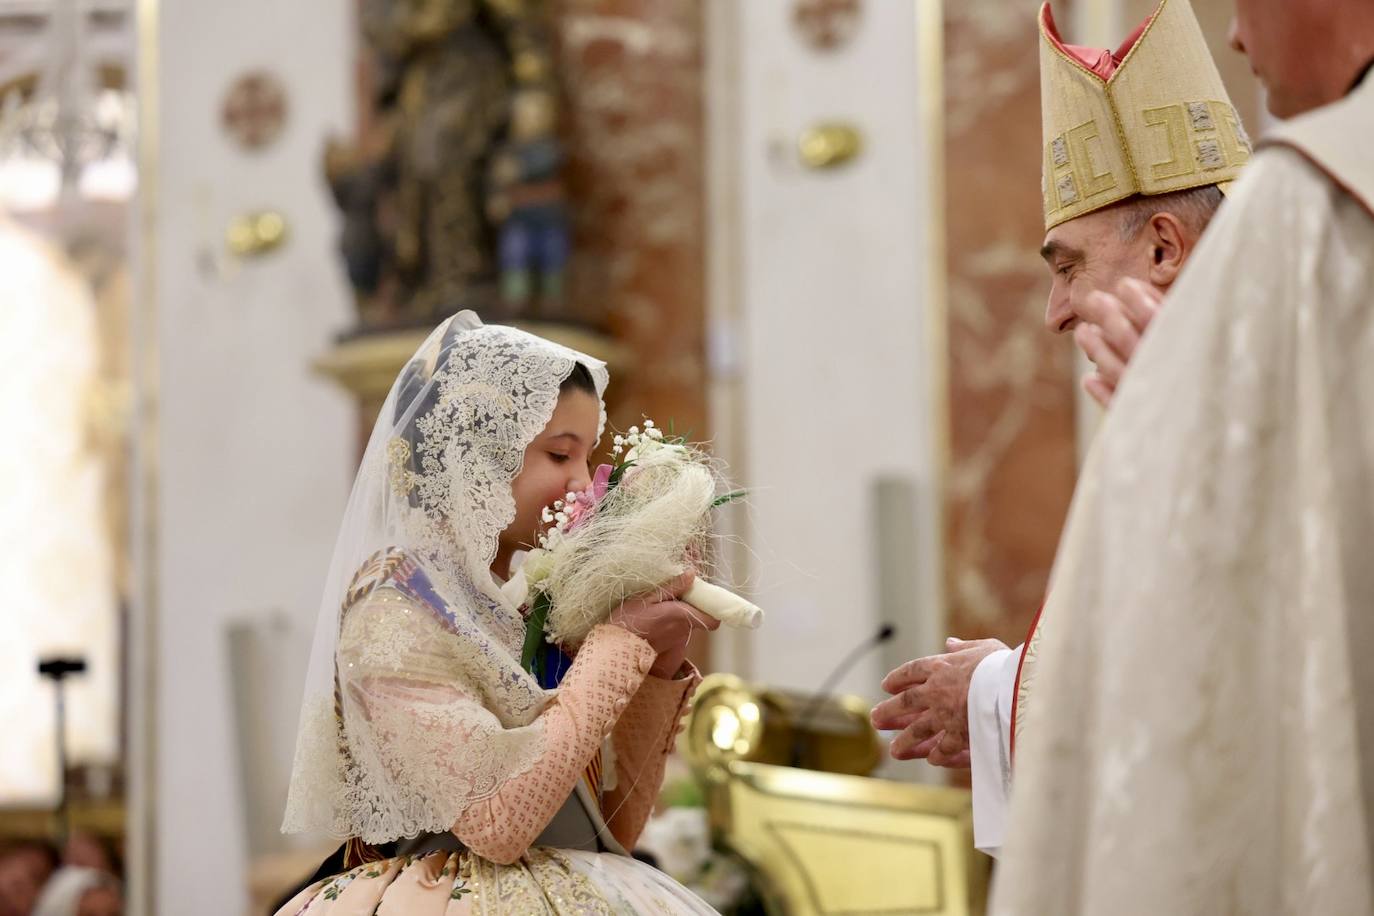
[274,847,719,915]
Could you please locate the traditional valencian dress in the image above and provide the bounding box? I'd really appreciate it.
[275,313,718,914]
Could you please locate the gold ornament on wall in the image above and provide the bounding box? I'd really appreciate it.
[797,122,864,170]
[226,210,289,258]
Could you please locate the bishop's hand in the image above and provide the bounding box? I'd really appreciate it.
[871,637,1008,769]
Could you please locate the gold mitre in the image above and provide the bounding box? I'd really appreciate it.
[1039,0,1251,229]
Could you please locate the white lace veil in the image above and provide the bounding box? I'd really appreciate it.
[282,310,609,843]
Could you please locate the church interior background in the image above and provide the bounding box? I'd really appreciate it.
[0,0,1263,913]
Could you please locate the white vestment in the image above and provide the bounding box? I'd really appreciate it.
[992,78,1374,915]
[968,644,1020,856]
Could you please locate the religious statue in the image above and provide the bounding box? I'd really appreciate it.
[486,85,570,318]
[325,0,566,331]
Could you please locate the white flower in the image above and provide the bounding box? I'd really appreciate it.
[628,426,639,436]
[648,427,664,440]
[643,419,655,429]
[565,491,578,503]
[541,507,554,523]
[522,548,554,585]
[554,512,568,525]
[613,435,625,446]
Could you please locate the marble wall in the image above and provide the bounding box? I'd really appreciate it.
[556,1,709,447]
[556,1,711,665]
[941,1,1080,647]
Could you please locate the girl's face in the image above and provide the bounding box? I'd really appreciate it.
[500,387,600,560]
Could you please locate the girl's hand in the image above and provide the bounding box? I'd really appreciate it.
[609,571,718,678]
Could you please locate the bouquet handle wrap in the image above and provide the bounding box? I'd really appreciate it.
[681,579,763,629]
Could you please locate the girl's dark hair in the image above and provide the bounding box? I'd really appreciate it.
[561,362,597,395]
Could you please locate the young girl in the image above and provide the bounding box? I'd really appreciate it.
[276,312,720,914]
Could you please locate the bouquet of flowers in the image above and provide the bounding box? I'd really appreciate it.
[503,420,762,673]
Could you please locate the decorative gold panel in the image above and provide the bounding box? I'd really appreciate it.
[685,675,989,915]
[707,762,987,916]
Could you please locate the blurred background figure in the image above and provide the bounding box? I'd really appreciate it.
[57,834,116,879]
[0,843,60,916]
[31,867,121,916]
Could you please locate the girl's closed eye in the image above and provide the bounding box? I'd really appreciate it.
[548,452,571,464]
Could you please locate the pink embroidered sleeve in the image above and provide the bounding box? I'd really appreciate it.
[451,623,655,864]
[603,664,701,850]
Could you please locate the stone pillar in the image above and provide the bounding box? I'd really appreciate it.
[942,2,1080,647]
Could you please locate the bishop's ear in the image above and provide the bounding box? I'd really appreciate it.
[1145,211,1191,288]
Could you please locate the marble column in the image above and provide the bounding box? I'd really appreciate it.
[556,0,711,664]
[942,2,1079,647]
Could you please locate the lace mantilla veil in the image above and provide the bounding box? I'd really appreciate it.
[281,311,609,844]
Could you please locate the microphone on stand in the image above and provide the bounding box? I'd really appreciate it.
[789,624,896,769]
[39,656,87,845]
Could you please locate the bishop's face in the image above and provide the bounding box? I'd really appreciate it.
[1039,207,1155,337]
